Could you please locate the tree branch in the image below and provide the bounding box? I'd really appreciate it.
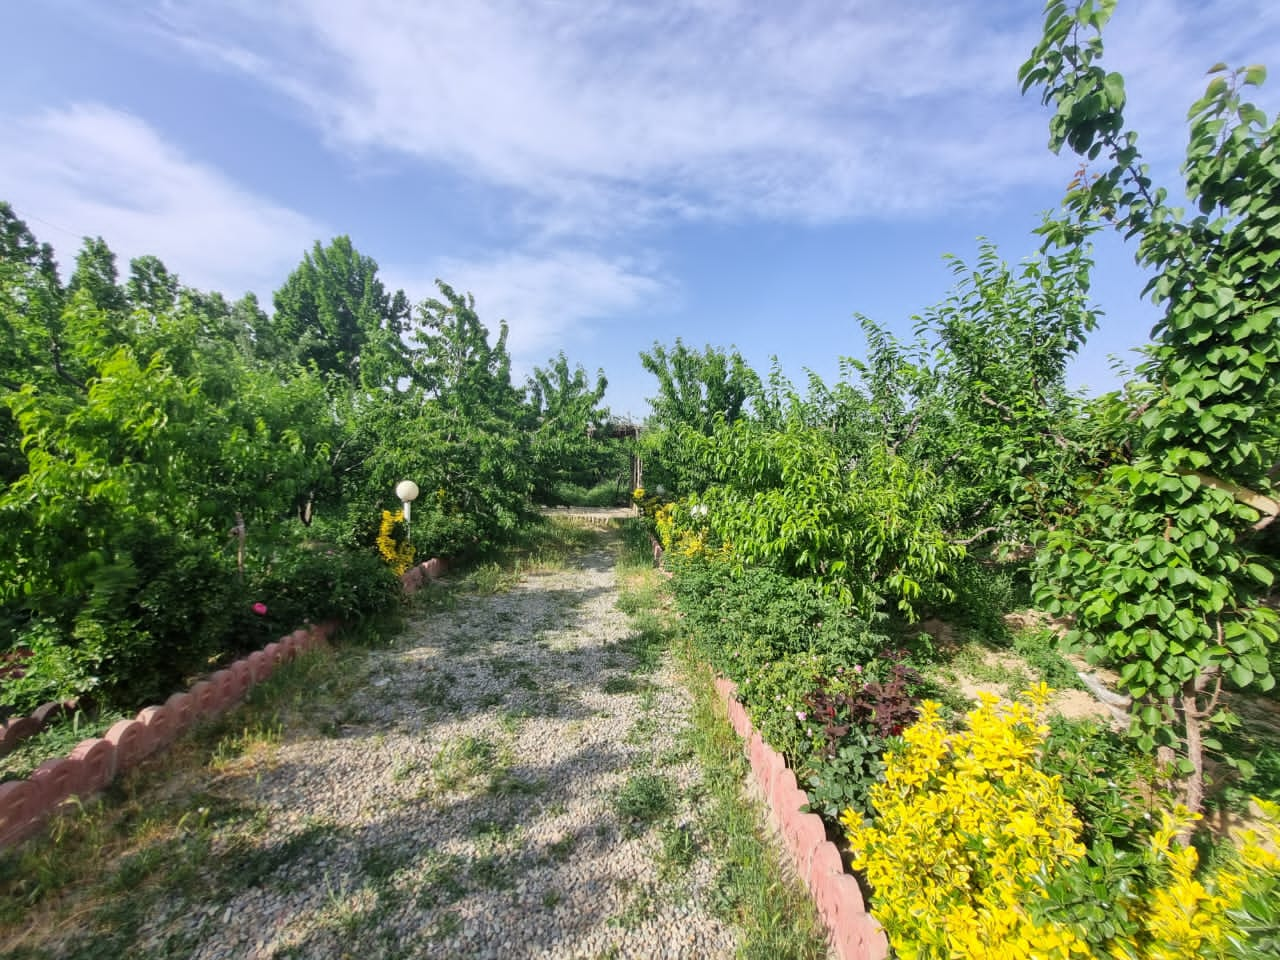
[953,526,999,547]
[50,346,87,393]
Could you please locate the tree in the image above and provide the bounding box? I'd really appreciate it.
[525,352,618,501]
[639,341,763,493]
[67,236,127,316]
[126,255,179,317]
[270,236,410,391]
[1022,0,1279,817]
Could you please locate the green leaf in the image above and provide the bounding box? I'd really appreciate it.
[1103,72,1125,108]
[1245,562,1274,587]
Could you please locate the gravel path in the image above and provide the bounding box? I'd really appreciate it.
[128,532,738,959]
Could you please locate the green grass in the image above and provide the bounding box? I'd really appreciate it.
[0,647,360,949]
[431,734,502,792]
[614,773,675,826]
[678,668,828,960]
[602,674,642,695]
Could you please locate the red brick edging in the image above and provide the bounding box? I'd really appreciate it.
[0,557,448,849]
[712,677,888,960]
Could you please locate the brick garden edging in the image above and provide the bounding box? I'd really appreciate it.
[712,676,889,960]
[0,557,449,849]
[0,699,79,759]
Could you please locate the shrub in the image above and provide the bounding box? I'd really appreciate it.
[845,687,1280,959]
[801,656,922,817]
[668,555,884,684]
[375,510,415,576]
[843,686,1090,958]
[249,543,401,635]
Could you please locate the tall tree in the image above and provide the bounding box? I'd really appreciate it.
[525,352,615,501]
[67,236,127,316]
[126,254,179,317]
[270,236,410,391]
[639,340,762,493]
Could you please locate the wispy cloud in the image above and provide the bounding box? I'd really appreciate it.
[388,248,667,367]
[138,0,1055,232]
[0,103,324,297]
[115,0,1280,242]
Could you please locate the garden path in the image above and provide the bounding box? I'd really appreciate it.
[114,530,738,959]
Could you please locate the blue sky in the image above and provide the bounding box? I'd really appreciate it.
[3,1,1278,420]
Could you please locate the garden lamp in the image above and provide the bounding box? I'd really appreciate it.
[396,479,420,542]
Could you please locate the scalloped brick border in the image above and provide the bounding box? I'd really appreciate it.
[0,557,449,849]
[712,676,888,960]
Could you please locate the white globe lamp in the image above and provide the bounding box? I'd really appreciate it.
[396,480,420,540]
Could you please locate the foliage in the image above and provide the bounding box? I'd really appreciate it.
[684,422,964,619]
[248,541,402,635]
[802,657,921,818]
[1023,0,1280,815]
[846,237,1098,547]
[638,340,762,493]
[667,553,885,684]
[268,235,410,390]
[844,686,1091,958]
[0,205,605,710]
[1039,716,1159,850]
[525,352,625,503]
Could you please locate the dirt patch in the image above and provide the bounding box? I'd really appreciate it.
[1049,689,1112,723]
[917,618,959,651]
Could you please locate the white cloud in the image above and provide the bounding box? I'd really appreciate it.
[0,103,324,298]
[134,0,1058,230]
[388,248,666,366]
[128,0,1280,237]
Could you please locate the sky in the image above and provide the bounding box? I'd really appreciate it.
[2,1,1278,421]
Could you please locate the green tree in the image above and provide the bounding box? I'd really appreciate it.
[270,236,410,391]
[1022,0,1279,816]
[639,341,763,493]
[126,254,179,316]
[67,236,127,316]
[526,352,620,502]
[362,280,534,557]
[686,415,964,620]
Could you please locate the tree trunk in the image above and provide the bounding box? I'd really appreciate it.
[1179,677,1205,834]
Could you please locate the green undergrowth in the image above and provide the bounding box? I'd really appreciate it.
[615,520,828,960]
[0,709,129,784]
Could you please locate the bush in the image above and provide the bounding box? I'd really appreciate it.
[548,479,627,507]
[2,527,250,711]
[668,555,884,684]
[845,686,1280,959]
[802,655,922,818]
[249,543,402,636]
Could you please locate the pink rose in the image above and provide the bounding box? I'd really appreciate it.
[252,602,268,616]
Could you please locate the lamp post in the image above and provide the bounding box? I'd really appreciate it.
[396,480,420,543]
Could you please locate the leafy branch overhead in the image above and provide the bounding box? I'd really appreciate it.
[1022,0,1280,817]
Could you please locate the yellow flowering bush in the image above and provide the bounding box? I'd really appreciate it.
[376,509,415,576]
[654,501,720,559]
[843,685,1092,959]
[843,686,1280,960]
[1122,802,1280,960]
